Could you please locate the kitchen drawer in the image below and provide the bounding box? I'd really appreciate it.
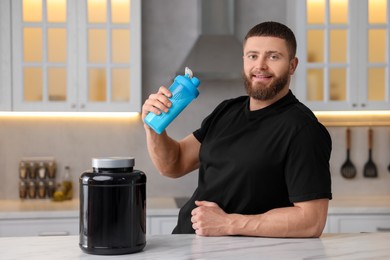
[148,216,178,235]
[328,214,390,233]
[323,217,330,233]
[0,217,78,237]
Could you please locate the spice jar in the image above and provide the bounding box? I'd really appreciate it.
[28,162,37,179]
[47,161,56,179]
[47,180,56,198]
[79,157,146,255]
[38,181,46,198]
[19,161,28,179]
[38,162,47,179]
[19,180,27,199]
[28,180,37,198]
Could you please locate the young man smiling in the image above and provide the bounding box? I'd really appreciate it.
[142,21,332,238]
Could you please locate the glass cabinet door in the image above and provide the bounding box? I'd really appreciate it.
[295,0,390,111]
[11,0,141,112]
[78,0,141,112]
[12,0,77,111]
[364,0,389,104]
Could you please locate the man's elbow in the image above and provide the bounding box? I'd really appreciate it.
[306,221,326,238]
[310,227,324,238]
[159,170,185,179]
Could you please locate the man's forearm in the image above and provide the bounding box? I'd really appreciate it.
[228,200,328,238]
[229,209,321,238]
[192,200,328,237]
[145,129,182,178]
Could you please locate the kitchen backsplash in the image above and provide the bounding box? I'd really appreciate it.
[328,126,390,197]
[1,97,390,200]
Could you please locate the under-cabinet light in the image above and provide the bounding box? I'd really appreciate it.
[0,112,140,119]
[313,111,390,127]
[314,110,390,116]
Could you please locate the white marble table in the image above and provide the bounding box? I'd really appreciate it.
[0,233,389,259]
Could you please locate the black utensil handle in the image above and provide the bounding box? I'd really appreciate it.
[346,128,351,150]
[368,128,373,150]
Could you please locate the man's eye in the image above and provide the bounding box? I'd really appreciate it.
[248,55,257,60]
[270,55,279,60]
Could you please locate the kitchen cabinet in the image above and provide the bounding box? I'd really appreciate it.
[4,0,141,112]
[1,215,179,237]
[2,214,390,237]
[323,218,330,233]
[0,199,179,237]
[147,216,178,235]
[327,214,390,233]
[0,216,78,237]
[294,0,390,111]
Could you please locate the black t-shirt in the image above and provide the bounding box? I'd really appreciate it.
[172,90,332,234]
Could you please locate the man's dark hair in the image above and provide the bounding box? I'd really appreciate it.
[244,21,297,59]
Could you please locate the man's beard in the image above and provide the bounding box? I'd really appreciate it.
[243,70,289,101]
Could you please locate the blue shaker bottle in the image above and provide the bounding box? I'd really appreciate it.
[144,67,200,134]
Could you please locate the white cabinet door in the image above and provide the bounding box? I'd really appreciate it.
[294,0,390,111]
[9,0,141,112]
[0,217,79,237]
[148,216,178,235]
[328,214,390,233]
[11,0,78,112]
[76,0,141,112]
[0,0,11,111]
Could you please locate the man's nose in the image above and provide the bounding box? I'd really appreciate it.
[255,57,268,70]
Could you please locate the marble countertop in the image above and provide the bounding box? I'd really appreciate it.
[1,196,390,219]
[0,233,389,259]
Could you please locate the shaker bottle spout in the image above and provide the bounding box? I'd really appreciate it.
[185,67,193,78]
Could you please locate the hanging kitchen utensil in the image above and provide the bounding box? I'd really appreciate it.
[340,128,357,179]
[388,133,390,173]
[363,128,378,178]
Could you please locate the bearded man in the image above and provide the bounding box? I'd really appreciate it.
[142,21,332,238]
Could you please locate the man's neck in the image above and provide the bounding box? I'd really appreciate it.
[249,87,290,111]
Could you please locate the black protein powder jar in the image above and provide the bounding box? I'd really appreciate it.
[79,157,146,255]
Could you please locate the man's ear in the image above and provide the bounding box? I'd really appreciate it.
[289,57,299,75]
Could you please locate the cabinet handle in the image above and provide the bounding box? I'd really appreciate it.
[352,103,357,107]
[361,103,366,107]
[376,227,390,232]
[38,231,70,236]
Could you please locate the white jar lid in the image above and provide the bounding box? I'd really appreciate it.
[92,157,135,169]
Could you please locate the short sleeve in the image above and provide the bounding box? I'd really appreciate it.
[284,123,332,203]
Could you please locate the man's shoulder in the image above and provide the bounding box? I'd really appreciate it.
[282,102,330,142]
[283,101,319,124]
